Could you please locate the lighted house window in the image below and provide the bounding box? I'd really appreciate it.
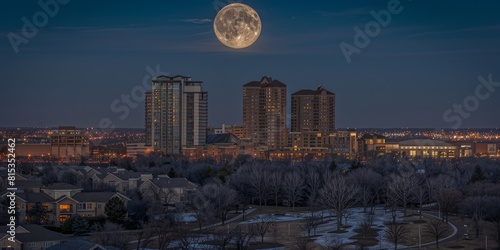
[87,203,93,209]
[59,215,70,223]
[59,204,71,212]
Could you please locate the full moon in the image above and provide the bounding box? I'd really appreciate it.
[213,3,262,49]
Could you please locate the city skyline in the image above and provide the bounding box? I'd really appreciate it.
[1,1,500,129]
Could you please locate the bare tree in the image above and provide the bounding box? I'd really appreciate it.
[269,169,283,212]
[462,196,487,237]
[427,174,457,204]
[202,181,238,224]
[93,221,131,250]
[424,218,449,248]
[284,170,304,211]
[350,168,384,213]
[485,197,500,249]
[247,163,271,206]
[306,167,323,208]
[210,227,234,250]
[254,215,276,242]
[133,222,155,250]
[293,236,310,250]
[357,214,374,238]
[191,190,210,230]
[434,188,462,223]
[234,224,255,250]
[321,174,359,231]
[149,218,177,250]
[301,215,321,237]
[385,222,410,250]
[388,171,418,216]
[413,186,428,220]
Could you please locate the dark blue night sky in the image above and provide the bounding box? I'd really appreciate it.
[1,0,499,128]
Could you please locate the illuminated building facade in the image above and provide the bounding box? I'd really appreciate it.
[291,86,335,133]
[145,91,152,146]
[398,139,458,158]
[331,129,358,159]
[149,75,208,155]
[243,76,287,150]
[290,86,335,150]
[50,126,89,158]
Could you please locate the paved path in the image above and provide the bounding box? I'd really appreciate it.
[399,212,459,249]
[193,208,257,231]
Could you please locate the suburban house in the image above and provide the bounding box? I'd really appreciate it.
[91,172,153,193]
[0,225,69,250]
[72,192,130,218]
[139,176,198,205]
[3,182,130,226]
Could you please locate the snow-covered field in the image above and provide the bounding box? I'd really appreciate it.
[238,207,404,249]
[174,213,198,223]
[240,211,333,224]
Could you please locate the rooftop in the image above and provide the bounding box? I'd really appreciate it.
[398,139,455,147]
[206,133,241,145]
[0,225,69,243]
[72,192,125,202]
[42,183,82,190]
[292,86,335,96]
[243,76,286,88]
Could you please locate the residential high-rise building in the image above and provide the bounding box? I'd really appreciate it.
[145,92,152,146]
[290,86,335,149]
[149,75,208,155]
[243,76,287,150]
[291,86,335,133]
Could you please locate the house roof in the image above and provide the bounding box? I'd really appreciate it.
[72,192,129,202]
[24,192,55,203]
[151,177,192,188]
[206,133,241,145]
[15,179,42,187]
[54,195,79,203]
[0,225,69,243]
[42,183,82,190]
[398,139,455,147]
[110,172,142,181]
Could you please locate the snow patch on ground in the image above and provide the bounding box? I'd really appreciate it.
[313,207,404,249]
[174,213,198,223]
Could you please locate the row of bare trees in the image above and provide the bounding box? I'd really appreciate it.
[117,156,500,248]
